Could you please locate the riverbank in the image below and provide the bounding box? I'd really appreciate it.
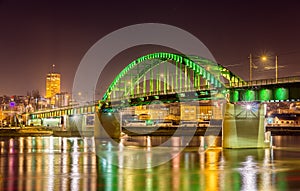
[0,127,94,137]
[52,130,94,137]
[267,126,300,135]
[0,127,53,137]
[1,126,300,137]
[123,126,300,136]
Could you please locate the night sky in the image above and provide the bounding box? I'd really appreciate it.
[0,0,300,96]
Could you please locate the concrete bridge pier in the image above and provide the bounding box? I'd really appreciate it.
[222,102,270,148]
[94,111,121,139]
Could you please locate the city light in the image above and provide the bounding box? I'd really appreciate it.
[249,53,279,82]
[261,55,279,83]
[261,55,267,61]
[246,104,252,110]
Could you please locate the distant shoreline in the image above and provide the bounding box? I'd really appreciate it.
[0,127,53,137]
[1,126,300,137]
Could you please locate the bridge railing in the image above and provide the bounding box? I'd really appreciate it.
[228,76,300,88]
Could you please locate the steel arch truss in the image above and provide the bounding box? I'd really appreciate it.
[102,52,244,101]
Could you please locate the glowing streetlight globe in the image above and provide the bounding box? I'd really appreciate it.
[246,104,252,110]
[261,56,267,61]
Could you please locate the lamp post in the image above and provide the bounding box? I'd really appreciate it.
[248,54,258,81]
[249,53,253,81]
[249,53,279,83]
[275,55,278,83]
[261,55,279,83]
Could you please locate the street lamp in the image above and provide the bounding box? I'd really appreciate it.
[249,53,278,83]
[261,55,278,83]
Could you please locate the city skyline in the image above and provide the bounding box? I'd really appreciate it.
[0,0,300,96]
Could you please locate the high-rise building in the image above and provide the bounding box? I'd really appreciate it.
[46,65,61,104]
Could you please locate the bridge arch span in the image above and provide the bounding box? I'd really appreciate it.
[103,52,244,101]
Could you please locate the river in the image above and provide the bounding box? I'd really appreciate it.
[0,136,300,190]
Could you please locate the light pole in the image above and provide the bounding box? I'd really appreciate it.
[248,54,258,81]
[261,55,279,83]
[275,55,278,83]
[249,53,279,82]
[249,53,253,81]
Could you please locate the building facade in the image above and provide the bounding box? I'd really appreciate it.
[55,92,70,107]
[45,73,61,104]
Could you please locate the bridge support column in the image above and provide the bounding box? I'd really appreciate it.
[94,111,121,139]
[222,103,270,148]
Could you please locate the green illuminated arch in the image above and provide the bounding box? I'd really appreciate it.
[102,52,244,101]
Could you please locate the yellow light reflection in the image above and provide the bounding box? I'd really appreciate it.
[172,154,180,191]
[205,148,222,191]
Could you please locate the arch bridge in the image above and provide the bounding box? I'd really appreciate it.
[26,52,300,143]
[28,52,244,132]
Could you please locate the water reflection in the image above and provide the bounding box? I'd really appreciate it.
[0,136,300,190]
[0,137,96,191]
[96,136,300,191]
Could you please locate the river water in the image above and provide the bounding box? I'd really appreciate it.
[0,136,300,191]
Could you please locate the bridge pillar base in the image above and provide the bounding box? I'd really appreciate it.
[222,103,270,149]
[94,111,121,139]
